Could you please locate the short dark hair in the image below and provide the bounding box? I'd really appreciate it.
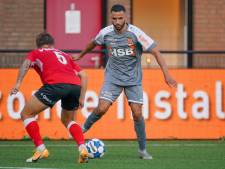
[36,32,54,48]
[111,4,126,13]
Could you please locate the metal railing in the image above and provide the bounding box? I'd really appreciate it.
[0,49,225,68]
[1,49,225,54]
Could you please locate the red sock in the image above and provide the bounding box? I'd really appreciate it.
[68,121,85,146]
[24,118,43,147]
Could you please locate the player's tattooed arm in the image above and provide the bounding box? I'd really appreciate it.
[72,41,97,61]
[10,59,31,95]
[151,46,177,88]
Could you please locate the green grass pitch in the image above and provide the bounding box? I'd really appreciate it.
[0,140,224,169]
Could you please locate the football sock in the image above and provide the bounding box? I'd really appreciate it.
[67,121,85,146]
[134,116,146,151]
[23,117,44,148]
[78,144,86,152]
[36,144,46,152]
[83,113,101,131]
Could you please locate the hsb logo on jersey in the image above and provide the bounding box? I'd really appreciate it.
[108,38,136,57]
[111,48,134,57]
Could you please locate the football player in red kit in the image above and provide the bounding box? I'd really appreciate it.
[10,32,88,163]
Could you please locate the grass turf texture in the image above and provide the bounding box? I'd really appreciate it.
[0,140,224,169]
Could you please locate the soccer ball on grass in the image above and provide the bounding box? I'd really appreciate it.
[85,138,105,159]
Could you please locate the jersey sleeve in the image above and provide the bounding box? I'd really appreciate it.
[94,30,104,45]
[137,30,156,51]
[66,53,82,72]
[70,59,82,72]
[94,25,114,45]
[26,50,37,62]
[129,25,157,51]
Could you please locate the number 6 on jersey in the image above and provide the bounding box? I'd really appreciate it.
[54,51,68,65]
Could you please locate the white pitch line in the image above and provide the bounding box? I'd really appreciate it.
[0,167,58,169]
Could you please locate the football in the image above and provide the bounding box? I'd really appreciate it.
[85,138,105,159]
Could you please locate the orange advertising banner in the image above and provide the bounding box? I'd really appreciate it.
[0,69,224,139]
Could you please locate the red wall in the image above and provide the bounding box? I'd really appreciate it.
[46,0,102,67]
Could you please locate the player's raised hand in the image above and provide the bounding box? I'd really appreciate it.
[165,75,177,88]
[10,84,20,95]
[72,54,82,61]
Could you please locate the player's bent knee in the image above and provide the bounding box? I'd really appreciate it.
[20,112,26,120]
[60,118,67,126]
[94,107,107,116]
[132,113,142,121]
[20,109,35,120]
[60,116,71,127]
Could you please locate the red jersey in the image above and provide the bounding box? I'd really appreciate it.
[26,48,81,85]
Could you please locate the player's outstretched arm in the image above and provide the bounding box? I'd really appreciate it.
[78,70,88,108]
[10,59,31,95]
[72,41,97,61]
[150,46,177,88]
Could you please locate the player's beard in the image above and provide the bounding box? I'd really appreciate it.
[114,21,126,32]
